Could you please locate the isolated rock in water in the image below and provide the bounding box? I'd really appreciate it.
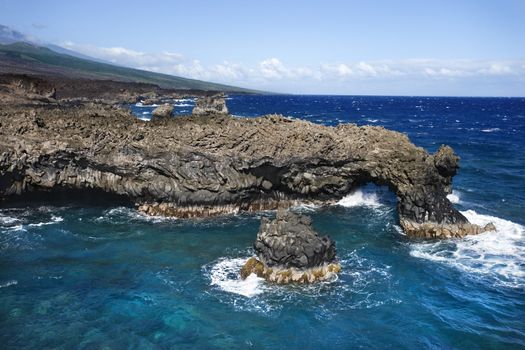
[240,211,341,284]
[152,103,173,120]
[256,210,336,268]
[192,95,228,115]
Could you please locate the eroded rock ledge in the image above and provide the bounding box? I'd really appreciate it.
[0,102,494,238]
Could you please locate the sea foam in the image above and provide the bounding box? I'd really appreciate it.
[446,190,461,204]
[410,210,525,288]
[337,189,382,208]
[209,257,265,297]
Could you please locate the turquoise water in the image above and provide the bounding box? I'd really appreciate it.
[2,96,525,349]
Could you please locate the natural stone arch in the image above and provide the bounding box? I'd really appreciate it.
[0,105,493,238]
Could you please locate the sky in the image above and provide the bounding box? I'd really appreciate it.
[1,0,524,96]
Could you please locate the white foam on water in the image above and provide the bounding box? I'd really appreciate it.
[0,213,19,225]
[366,118,379,123]
[0,280,18,288]
[481,128,501,133]
[337,189,381,208]
[410,210,525,288]
[174,103,192,107]
[95,207,176,224]
[174,98,195,103]
[447,190,461,204]
[28,215,63,227]
[208,257,265,298]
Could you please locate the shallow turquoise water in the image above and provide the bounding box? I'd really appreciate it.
[2,96,525,349]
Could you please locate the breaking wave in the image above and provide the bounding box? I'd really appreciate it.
[337,189,382,208]
[410,210,525,288]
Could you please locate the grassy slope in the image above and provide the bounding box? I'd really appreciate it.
[0,42,259,93]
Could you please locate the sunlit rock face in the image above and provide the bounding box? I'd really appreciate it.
[240,211,341,284]
[192,95,228,116]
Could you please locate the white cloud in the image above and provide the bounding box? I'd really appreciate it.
[58,41,525,94]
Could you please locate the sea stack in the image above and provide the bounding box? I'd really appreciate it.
[240,210,341,284]
[151,103,174,120]
[192,95,229,115]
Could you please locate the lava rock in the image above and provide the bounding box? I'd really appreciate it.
[192,95,228,116]
[254,210,337,269]
[152,103,173,120]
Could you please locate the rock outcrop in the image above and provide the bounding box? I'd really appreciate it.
[192,95,228,116]
[0,102,494,239]
[151,103,174,120]
[240,211,340,284]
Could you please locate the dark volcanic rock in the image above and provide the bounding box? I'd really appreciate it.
[192,95,228,115]
[240,211,341,284]
[0,100,495,239]
[254,210,336,269]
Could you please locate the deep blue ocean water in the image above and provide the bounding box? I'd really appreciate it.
[2,95,525,349]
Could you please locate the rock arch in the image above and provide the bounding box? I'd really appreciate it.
[0,105,493,238]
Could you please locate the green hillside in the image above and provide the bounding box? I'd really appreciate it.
[0,42,259,93]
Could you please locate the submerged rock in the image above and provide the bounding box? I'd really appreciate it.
[152,103,173,120]
[240,211,341,284]
[192,95,228,116]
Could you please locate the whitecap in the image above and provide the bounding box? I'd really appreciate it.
[0,280,18,288]
[446,190,461,204]
[174,103,193,107]
[481,128,500,133]
[0,213,19,225]
[28,215,63,227]
[337,189,381,208]
[208,257,265,297]
[366,118,379,123]
[410,210,525,288]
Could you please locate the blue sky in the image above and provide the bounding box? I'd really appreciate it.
[1,0,524,96]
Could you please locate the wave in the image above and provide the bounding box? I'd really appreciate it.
[95,206,177,224]
[337,189,382,208]
[208,257,266,298]
[28,215,63,227]
[174,103,193,107]
[410,210,525,288]
[0,280,18,288]
[0,213,19,225]
[446,190,461,204]
[481,128,501,133]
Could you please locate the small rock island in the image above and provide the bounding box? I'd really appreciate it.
[240,211,341,284]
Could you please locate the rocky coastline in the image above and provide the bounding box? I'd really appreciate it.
[0,74,495,239]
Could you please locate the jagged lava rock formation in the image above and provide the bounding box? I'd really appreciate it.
[0,99,495,238]
[151,103,174,120]
[240,210,340,284]
[192,95,228,115]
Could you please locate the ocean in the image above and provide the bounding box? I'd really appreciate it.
[1,95,524,349]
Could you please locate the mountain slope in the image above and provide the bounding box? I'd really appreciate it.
[0,42,259,93]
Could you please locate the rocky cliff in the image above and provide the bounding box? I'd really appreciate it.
[0,101,494,238]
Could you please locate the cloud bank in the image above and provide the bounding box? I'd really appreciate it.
[63,41,525,96]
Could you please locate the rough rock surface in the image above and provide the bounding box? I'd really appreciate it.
[151,103,174,120]
[192,95,228,115]
[240,210,340,284]
[254,210,336,268]
[0,101,495,238]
